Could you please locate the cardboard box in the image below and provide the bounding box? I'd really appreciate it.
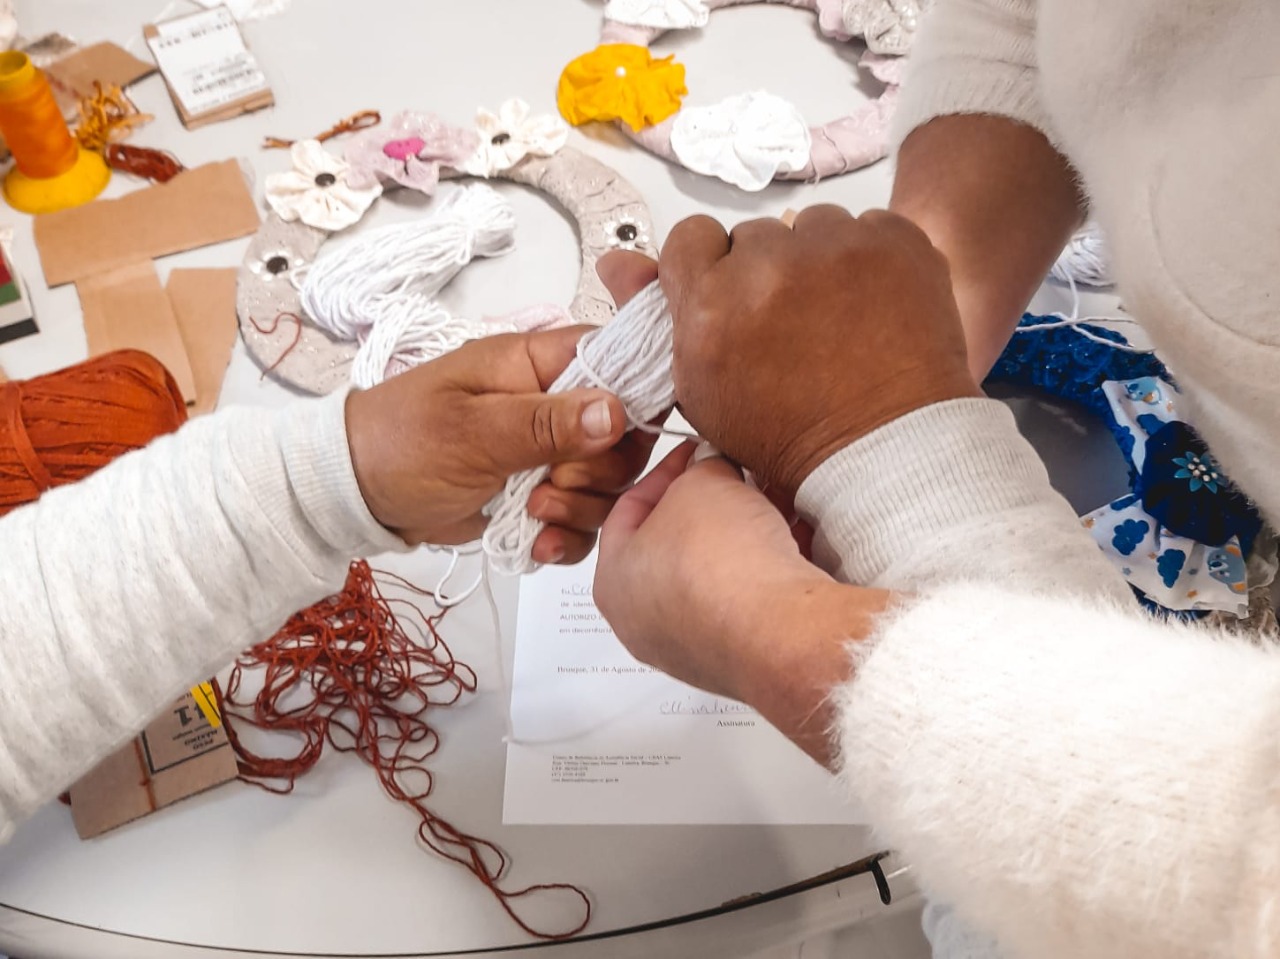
[68,684,238,839]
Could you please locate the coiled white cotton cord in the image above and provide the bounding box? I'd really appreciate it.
[300,184,518,387]
[483,281,676,575]
[1049,220,1112,288]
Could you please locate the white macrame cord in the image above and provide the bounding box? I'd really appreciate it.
[300,185,521,388]
[483,281,675,575]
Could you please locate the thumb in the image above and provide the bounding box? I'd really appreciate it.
[481,388,628,473]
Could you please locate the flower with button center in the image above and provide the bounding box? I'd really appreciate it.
[265,139,381,232]
[557,43,687,132]
[457,98,569,177]
[344,111,479,194]
[604,214,650,251]
[248,247,308,283]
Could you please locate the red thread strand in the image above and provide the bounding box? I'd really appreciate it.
[220,561,592,940]
[105,143,186,183]
[248,312,303,377]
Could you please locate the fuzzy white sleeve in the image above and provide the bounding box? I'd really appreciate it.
[796,399,1280,958]
[0,390,405,840]
[893,0,1055,149]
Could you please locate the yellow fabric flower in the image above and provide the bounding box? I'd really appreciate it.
[557,44,687,132]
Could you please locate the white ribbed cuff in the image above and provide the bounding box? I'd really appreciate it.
[795,398,1054,586]
[277,388,407,558]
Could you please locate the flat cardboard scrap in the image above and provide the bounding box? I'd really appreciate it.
[78,261,198,402]
[144,7,274,130]
[33,160,259,288]
[68,686,238,839]
[167,268,239,415]
[44,41,156,114]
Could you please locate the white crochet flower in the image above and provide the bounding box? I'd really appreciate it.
[264,140,381,232]
[458,99,569,177]
[670,91,812,192]
[604,0,709,29]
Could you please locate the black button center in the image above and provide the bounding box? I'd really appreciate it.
[314,172,337,187]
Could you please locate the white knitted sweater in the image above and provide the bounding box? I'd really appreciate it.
[797,1,1280,957]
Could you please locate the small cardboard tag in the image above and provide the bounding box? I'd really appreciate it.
[68,687,239,839]
[34,160,259,288]
[78,261,198,403]
[144,7,274,130]
[43,41,157,114]
[167,268,239,415]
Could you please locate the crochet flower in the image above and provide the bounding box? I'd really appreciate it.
[344,111,478,194]
[265,140,381,232]
[604,0,709,29]
[457,99,568,177]
[670,90,812,191]
[557,44,687,132]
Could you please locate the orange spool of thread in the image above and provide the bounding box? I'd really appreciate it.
[0,52,110,214]
[0,350,186,516]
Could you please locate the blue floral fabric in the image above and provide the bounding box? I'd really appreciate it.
[987,315,1261,615]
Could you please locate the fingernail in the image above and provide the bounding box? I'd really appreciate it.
[582,399,613,440]
[692,441,720,464]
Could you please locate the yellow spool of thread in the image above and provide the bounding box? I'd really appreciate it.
[0,52,110,215]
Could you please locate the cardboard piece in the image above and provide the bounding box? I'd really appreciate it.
[144,8,274,130]
[78,261,198,402]
[44,41,157,113]
[167,268,239,415]
[33,160,259,288]
[68,687,238,839]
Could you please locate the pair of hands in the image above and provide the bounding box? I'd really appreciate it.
[343,205,975,766]
[595,207,978,765]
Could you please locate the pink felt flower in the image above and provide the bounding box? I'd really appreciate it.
[344,111,479,194]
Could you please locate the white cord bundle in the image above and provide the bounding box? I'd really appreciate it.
[1049,220,1112,288]
[483,281,676,575]
[300,184,519,387]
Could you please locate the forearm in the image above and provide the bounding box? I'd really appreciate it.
[837,584,1280,959]
[0,392,402,838]
[891,115,1084,380]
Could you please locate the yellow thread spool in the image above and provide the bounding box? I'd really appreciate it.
[0,52,110,215]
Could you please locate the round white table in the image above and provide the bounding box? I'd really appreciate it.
[0,1,1126,955]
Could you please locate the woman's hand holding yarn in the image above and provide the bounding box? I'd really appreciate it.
[660,205,982,498]
[344,322,652,562]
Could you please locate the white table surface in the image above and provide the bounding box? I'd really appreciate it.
[0,1,1127,956]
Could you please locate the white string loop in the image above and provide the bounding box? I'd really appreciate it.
[482,281,675,575]
[300,184,518,387]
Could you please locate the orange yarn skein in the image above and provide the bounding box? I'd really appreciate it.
[0,350,187,516]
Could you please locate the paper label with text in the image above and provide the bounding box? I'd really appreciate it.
[503,553,862,825]
[147,7,268,118]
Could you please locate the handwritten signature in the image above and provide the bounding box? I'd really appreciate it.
[658,697,753,716]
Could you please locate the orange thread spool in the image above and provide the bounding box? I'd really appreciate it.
[0,52,77,179]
